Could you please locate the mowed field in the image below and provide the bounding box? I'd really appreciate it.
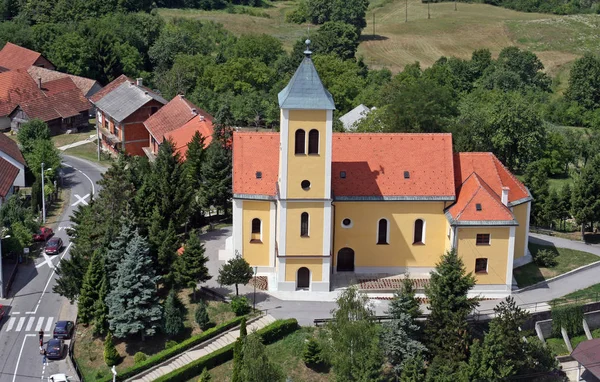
[158,0,600,75]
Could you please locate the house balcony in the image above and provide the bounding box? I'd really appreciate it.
[142,146,156,162]
[99,126,121,145]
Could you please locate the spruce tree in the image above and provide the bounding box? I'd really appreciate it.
[198,368,212,382]
[93,273,109,336]
[239,317,247,339]
[201,141,232,217]
[185,132,207,225]
[240,334,284,382]
[217,253,254,296]
[231,338,244,382]
[106,230,162,340]
[303,337,323,368]
[400,353,426,382]
[425,249,478,362]
[163,289,185,337]
[195,301,210,330]
[103,332,119,366]
[174,230,211,290]
[383,277,427,378]
[96,155,136,230]
[148,205,165,264]
[105,216,135,282]
[158,220,179,287]
[77,251,104,324]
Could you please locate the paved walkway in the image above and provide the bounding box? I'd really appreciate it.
[57,135,97,151]
[530,233,600,256]
[128,314,276,382]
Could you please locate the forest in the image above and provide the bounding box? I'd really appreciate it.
[424,0,600,14]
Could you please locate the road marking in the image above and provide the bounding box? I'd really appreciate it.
[62,163,96,195]
[12,312,20,314]
[6,317,15,331]
[44,317,54,332]
[35,317,44,331]
[26,242,72,315]
[35,253,56,269]
[71,193,90,207]
[13,334,34,382]
[15,317,25,331]
[25,317,35,331]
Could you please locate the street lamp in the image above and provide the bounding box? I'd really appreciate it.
[41,163,52,224]
[253,266,258,311]
[0,234,11,299]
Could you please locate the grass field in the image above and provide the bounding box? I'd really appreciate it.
[552,283,600,305]
[159,0,600,75]
[513,243,599,288]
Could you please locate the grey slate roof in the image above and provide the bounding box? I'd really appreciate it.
[278,56,335,110]
[339,104,371,130]
[94,81,167,122]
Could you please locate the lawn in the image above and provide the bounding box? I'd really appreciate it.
[74,289,234,382]
[527,330,600,357]
[203,327,331,382]
[552,283,600,305]
[62,142,112,164]
[513,243,599,288]
[51,129,95,148]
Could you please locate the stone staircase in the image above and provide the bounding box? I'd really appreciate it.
[127,314,277,382]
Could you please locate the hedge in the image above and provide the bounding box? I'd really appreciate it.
[98,316,247,382]
[153,318,299,382]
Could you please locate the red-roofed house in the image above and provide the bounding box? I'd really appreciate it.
[143,94,213,160]
[230,50,532,297]
[0,157,20,208]
[0,132,25,192]
[0,69,44,130]
[0,42,54,71]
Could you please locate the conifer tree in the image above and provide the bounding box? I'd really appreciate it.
[195,301,210,330]
[198,368,212,382]
[240,334,284,382]
[106,230,162,340]
[572,155,600,239]
[231,338,244,382]
[103,332,119,366]
[383,277,427,378]
[185,132,207,225]
[148,205,165,264]
[217,253,254,296]
[93,273,109,336]
[78,251,104,324]
[158,220,179,287]
[163,289,185,337]
[174,230,211,290]
[303,337,323,368]
[425,249,478,362]
[239,317,247,339]
[105,216,135,282]
[400,353,426,382]
[201,142,232,217]
[96,155,136,230]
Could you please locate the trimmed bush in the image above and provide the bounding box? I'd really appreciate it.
[153,319,299,382]
[231,296,251,316]
[104,332,119,367]
[534,248,558,267]
[98,316,248,382]
[551,303,584,337]
[134,352,148,364]
[195,301,211,331]
[165,340,178,350]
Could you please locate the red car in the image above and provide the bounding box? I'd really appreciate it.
[45,237,63,255]
[33,227,53,242]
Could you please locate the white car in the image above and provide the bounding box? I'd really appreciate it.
[48,374,72,382]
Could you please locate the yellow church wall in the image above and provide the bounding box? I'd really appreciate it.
[285,201,325,255]
[456,227,509,285]
[333,201,447,268]
[285,258,323,282]
[513,202,529,260]
[242,201,271,266]
[286,110,328,199]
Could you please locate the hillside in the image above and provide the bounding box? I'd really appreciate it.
[158,0,600,76]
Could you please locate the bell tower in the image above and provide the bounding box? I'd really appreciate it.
[275,40,335,292]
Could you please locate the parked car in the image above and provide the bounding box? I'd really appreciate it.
[44,237,63,255]
[0,305,4,321]
[33,227,53,242]
[53,321,74,339]
[45,338,64,360]
[48,374,72,382]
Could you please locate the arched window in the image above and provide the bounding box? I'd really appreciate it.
[377,218,388,244]
[414,219,424,244]
[301,212,309,237]
[251,218,261,243]
[308,129,319,154]
[295,129,306,154]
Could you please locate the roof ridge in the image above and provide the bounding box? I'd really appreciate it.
[454,174,483,220]
[472,172,516,219]
[334,132,452,137]
[491,155,530,197]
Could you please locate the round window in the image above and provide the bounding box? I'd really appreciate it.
[301,180,311,190]
[341,218,353,228]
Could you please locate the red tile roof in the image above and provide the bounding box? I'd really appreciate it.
[145,95,212,143]
[0,43,45,70]
[27,66,98,97]
[0,156,19,198]
[41,77,79,95]
[89,74,130,103]
[0,69,44,116]
[453,153,530,204]
[233,132,456,198]
[447,173,515,223]
[0,132,25,165]
[165,115,214,159]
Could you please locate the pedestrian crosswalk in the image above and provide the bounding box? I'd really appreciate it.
[4,316,54,333]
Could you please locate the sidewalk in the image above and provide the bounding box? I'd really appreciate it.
[127,314,276,382]
[57,135,97,151]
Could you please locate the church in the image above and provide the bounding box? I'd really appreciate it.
[231,44,532,298]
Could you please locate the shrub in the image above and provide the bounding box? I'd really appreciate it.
[103,332,120,367]
[239,317,247,338]
[534,248,558,267]
[165,340,178,350]
[198,368,212,382]
[302,337,323,368]
[551,303,584,337]
[153,319,299,382]
[195,301,211,330]
[95,370,106,379]
[231,296,251,316]
[134,352,148,364]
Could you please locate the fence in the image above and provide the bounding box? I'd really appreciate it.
[68,322,85,382]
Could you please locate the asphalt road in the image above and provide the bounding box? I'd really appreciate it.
[0,155,105,382]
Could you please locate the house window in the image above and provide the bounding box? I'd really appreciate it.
[301,212,309,237]
[413,219,424,244]
[377,218,389,244]
[251,218,261,243]
[476,234,491,245]
[295,129,306,154]
[341,218,352,228]
[104,119,108,130]
[475,258,488,274]
[308,129,319,154]
[301,180,311,190]
[150,106,158,115]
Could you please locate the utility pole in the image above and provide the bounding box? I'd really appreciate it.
[41,162,46,224]
[406,0,408,22]
[253,266,258,311]
[372,12,375,36]
[428,0,431,19]
[455,0,458,11]
[96,116,100,161]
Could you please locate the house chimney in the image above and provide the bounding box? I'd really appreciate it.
[501,187,509,206]
[191,108,197,115]
[136,78,143,86]
[199,115,205,122]
[37,77,42,89]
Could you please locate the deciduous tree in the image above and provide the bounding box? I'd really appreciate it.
[217,253,254,296]
[572,155,600,239]
[16,119,50,155]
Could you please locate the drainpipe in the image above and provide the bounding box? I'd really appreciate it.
[331,202,336,274]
